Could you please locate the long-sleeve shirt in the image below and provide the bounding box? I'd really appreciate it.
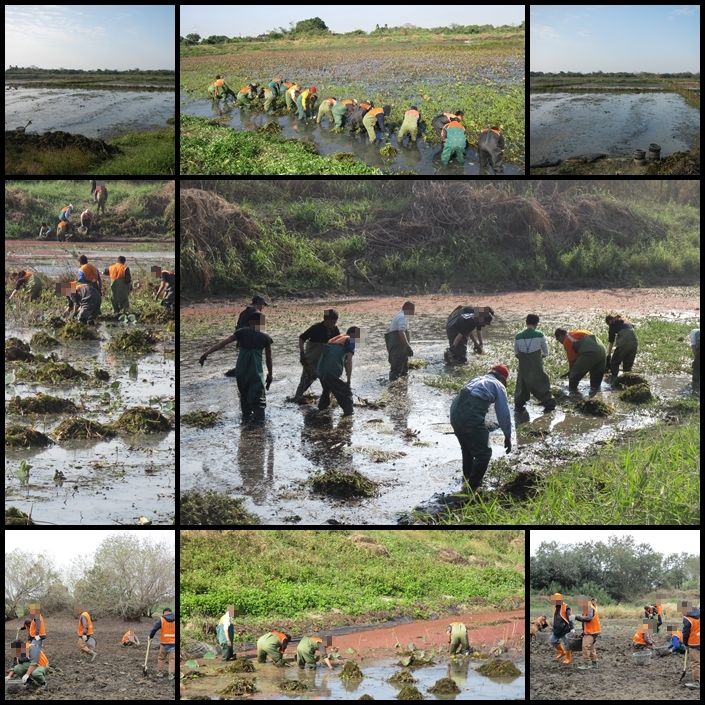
[462,374,511,438]
[514,328,549,357]
[562,330,593,363]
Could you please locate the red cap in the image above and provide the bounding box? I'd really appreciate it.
[491,365,509,380]
[310,86,317,93]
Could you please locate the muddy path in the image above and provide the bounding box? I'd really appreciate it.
[529,617,699,700]
[5,615,176,700]
[182,612,525,700]
[180,287,698,525]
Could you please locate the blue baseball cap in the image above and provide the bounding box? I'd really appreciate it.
[252,295,268,305]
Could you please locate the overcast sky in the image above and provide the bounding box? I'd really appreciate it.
[180,5,525,38]
[530,5,700,73]
[5,530,174,582]
[530,530,701,557]
[5,5,175,71]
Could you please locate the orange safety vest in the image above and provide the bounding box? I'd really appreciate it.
[79,263,100,283]
[445,121,465,131]
[78,611,94,636]
[341,99,354,106]
[214,79,224,87]
[563,330,592,363]
[109,263,128,279]
[405,109,420,118]
[58,221,68,230]
[367,107,384,118]
[582,605,601,635]
[633,626,650,645]
[555,602,571,631]
[25,642,49,667]
[61,206,72,215]
[684,616,700,646]
[323,98,336,106]
[29,615,46,638]
[271,631,288,653]
[122,631,135,644]
[482,128,501,137]
[656,605,663,616]
[358,102,372,111]
[160,617,175,645]
[240,86,252,94]
[672,630,683,642]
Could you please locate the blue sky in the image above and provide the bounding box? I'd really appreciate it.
[530,5,700,73]
[179,5,525,38]
[5,5,175,71]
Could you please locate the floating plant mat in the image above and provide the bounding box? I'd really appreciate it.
[180,490,260,525]
[7,393,78,415]
[107,329,157,352]
[475,659,521,677]
[5,507,36,525]
[6,337,34,361]
[428,677,461,694]
[278,680,308,692]
[396,685,424,699]
[18,361,89,384]
[59,321,99,340]
[52,417,114,441]
[340,661,365,679]
[216,659,256,673]
[29,331,60,348]
[110,406,172,433]
[180,410,222,428]
[574,398,616,416]
[6,425,53,448]
[388,669,418,684]
[218,677,258,696]
[619,383,653,403]
[309,468,379,498]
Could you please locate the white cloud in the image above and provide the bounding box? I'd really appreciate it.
[531,24,559,41]
[669,5,697,19]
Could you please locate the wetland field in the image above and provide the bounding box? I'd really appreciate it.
[179,36,524,175]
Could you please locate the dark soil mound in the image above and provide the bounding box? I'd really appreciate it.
[5,130,122,160]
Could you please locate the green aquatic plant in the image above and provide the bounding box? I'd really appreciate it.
[180,410,222,427]
[30,332,60,348]
[309,469,379,498]
[7,393,78,415]
[476,659,521,677]
[380,144,398,157]
[30,362,90,384]
[107,329,157,352]
[5,337,34,361]
[180,489,260,525]
[109,406,172,433]
[59,321,99,340]
[6,425,54,448]
[52,418,115,441]
[340,661,365,679]
[5,506,36,525]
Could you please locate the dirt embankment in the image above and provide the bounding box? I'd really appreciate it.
[5,615,175,700]
[530,617,699,700]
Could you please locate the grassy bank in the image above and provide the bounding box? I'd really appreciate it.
[180,529,525,647]
[6,127,175,176]
[179,181,700,296]
[428,413,700,526]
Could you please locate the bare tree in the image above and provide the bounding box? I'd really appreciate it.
[5,550,59,620]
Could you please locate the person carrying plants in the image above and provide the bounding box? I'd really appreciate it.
[5,639,49,690]
[362,105,391,144]
[199,311,273,425]
[478,126,505,175]
[8,270,43,302]
[296,86,318,120]
[440,118,467,165]
[385,301,415,382]
[554,328,606,393]
[316,97,338,126]
[75,605,98,661]
[573,595,601,670]
[295,309,341,399]
[331,99,357,128]
[549,593,574,665]
[680,600,700,690]
[447,622,470,656]
[316,327,361,417]
[445,306,494,364]
[432,110,464,138]
[149,607,177,680]
[257,631,291,665]
[237,82,260,108]
[449,364,512,492]
[296,636,333,670]
[102,256,132,313]
[604,314,638,383]
[285,83,301,111]
[397,106,422,147]
[514,314,556,413]
[690,328,700,390]
[217,606,237,662]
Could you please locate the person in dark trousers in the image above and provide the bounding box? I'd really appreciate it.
[149,607,176,681]
[317,327,360,417]
[432,110,464,138]
[680,600,700,690]
[479,127,505,175]
[225,295,268,377]
[449,365,512,492]
[200,311,273,425]
[605,314,638,382]
[445,306,494,363]
[554,328,606,393]
[295,309,341,398]
[514,314,556,412]
[385,301,415,381]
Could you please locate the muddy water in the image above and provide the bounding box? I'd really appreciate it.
[6,87,174,139]
[530,91,700,162]
[5,326,175,525]
[180,91,524,175]
[180,309,693,525]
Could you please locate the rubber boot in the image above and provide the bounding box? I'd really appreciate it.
[252,408,265,425]
[222,645,233,662]
[562,650,572,665]
[577,661,591,670]
[554,644,566,660]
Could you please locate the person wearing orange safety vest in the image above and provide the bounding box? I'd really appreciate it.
[296,86,318,120]
[574,596,601,670]
[362,105,391,143]
[681,600,700,690]
[479,126,505,175]
[8,270,43,302]
[296,635,333,670]
[257,631,292,665]
[554,328,606,393]
[149,607,176,680]
[331,99,357,128]
[549,592,575,665]
[666,625,686,655]
[22,603,46,644]
[102,256,132,313]
[397,106,422,147]
[316,97,338,126]
[6,639,49,688]
[441,119,467,165]
[75,605,97,661]
[653,599,663,633]
[237,83,260,108]
[633,620,655,650]
[121,630,141,646]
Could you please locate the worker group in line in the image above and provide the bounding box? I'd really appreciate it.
[216,605,473,670]
[4,603,176,689]
[196,299,702,492]
[36,180,108,243]
[208,76,505,171]
[548,593,700,689]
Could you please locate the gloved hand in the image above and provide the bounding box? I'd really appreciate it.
[199,354,207,366]
[299,351,307,365]
[265,374,272,391]
[504,436,512,453]
[22,674,30,683]
[407,347,414,357]
[82,635,88,642]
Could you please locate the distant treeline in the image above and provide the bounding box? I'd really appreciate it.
[181,17,524,44]
[5,67,174,76]
[530,70,699,79]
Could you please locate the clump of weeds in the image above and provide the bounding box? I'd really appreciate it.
[341,661,364,680]
[620,383,653,403]
[476,659,521,677]
[94,368,110,381]
[309,468,379,498]
[180,490,260,525]
[107,329,157,352]
[29,362,89,384]
[389,669,418,684]
[30,332,60,348]
[256,122,282,135]
[5,506,36,525]
[614,372,648,388]
[334,152,356,161]
[278,680,308,692]
[574,398,615,416]
[218,677,258,696]
[42,316,66,328]
[428,677,461,694]
[217,660,256,674]
[60,321,99,340]
[109,406,172,433]
[6,337,34,361]
[180,410,222,428]
[52,418,115,441]
[6,425,53,448]
[7,394,78,415]
[380,145,398,157]
[396,685,424,699]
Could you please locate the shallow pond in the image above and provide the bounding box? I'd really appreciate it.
[180,309,694,525]
[530,91,700,162]
[6,87,174,139]
[181,656,524,701]
[180,91,524,175]
[5,324,175,525]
